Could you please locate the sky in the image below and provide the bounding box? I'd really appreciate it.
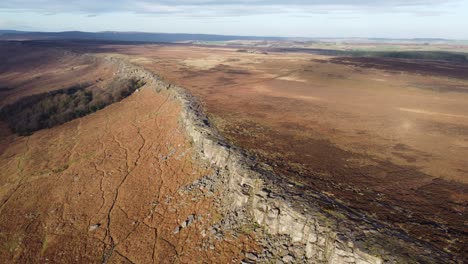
[0,0,468,39]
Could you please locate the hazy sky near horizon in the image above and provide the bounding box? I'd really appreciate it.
[1,0,468,39]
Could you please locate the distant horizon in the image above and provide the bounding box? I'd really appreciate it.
[1,29,467,42]
[1,1,468,40]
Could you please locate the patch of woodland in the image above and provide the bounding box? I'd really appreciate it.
[0,78,146,136]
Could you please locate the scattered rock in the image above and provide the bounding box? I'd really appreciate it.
[89,224,101,231]
[245,252,258,261]
[282,254,294,263]
[187,214,195,225]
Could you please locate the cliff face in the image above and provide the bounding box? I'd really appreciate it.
[175,90,383,263]
[102,55,453,263]
[0,50,260,263]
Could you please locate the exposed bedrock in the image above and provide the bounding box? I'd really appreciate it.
[102,55,453,264]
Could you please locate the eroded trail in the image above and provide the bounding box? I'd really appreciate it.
[0,86,257,263]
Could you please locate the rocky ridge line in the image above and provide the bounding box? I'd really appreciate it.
[100,54,454,264]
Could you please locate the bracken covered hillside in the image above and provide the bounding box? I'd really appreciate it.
[0,45,259,263]
[0,41,466,263]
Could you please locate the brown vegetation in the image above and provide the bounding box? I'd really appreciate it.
[102,43,467,261]
[330,56,468,80]
[0,44,259,263]
[0,86,258,263]
[1,78,145,135]
[1,40,467,262]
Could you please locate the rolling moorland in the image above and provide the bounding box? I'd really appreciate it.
[0,38,467,263]
[0,42,262,263]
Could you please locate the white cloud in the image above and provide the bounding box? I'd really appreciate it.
[0,0,462,16]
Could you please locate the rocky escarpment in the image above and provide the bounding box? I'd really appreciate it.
[102,55,454,263]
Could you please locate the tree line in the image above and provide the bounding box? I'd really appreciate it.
[0,78,146,136]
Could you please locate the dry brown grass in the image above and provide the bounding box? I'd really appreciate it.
[105,44,468,258]
[0,45,259,262]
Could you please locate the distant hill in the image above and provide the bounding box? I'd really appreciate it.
[0,30,284,43]
[1,30,465,45]
[0,30,29,35]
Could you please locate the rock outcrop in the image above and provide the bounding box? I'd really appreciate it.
[102,55,453,264]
